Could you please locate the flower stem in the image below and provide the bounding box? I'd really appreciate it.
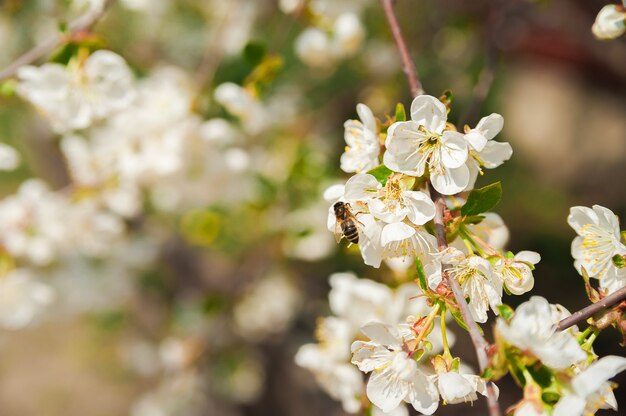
[440,308,453,360]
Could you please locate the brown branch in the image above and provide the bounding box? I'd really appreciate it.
[379,1,500,414]
[432,188,502,416]
[380,0,424,97]
[557,285,626,331]
[0,0,115,82]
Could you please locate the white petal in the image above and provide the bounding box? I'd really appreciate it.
[515,251,541,265]
[403,191,436,226]
[475,113,504,141]
[367,369,407,413]
[381,222,415,247]
[438,372,474,403]
[410,95,447,134]
[552,394,587,416]
[567,206,597,233]
[323,184,345,201]
[361,321,402,348]
[571,355,626,398]
[479,141,512,169]
[440,131,468,168]
[465,130,488,152]
[430,165,470,195]
[357,103,377,133]
[344,174,381,200]
[407,374,440,414]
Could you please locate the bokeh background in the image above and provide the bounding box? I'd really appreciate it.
[0,0,624,415]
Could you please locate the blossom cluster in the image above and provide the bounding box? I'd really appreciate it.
[297,91,626,415]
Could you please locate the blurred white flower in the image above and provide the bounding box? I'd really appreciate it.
[0,269,54,329]
[233,272,301,338]
[384,95,469,195]
[496,296,587,369]
[17,50,135,133]
[214,83,268,135]
[0,143,20,170]
[592,4,626,40]
[0,180,68,265]
[553,355,626,415]
[131,370,209,416]
[295,317,364,413]
[341,104,380,173]
[568,205,626,294]
[295,13,365,68]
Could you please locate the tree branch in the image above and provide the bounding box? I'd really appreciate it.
[0,0,115,82]
[557,285,626,331]
[431,188,502,416]
[380,0,424,97]
[379,1,500,414]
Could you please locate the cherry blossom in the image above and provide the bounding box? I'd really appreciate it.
[496,296,586,369]
[340,104,380,173]
[568,205,626,294]
[384,95,469,195]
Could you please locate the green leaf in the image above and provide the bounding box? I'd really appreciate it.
[451,310,484,335]
[461,182,503,217]
[243,41,267,67]
[497,304,515,322]
[542,392,560,405]
[481,367,494,380]
[462,215,485,225]
[527,364,554,389]
[612,254,626,269]
[395,102,406,122]
[0,80,16,97]
[415,256,428,290]
[367,164,394,186]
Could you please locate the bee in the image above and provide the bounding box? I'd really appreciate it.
[333,201,362,245]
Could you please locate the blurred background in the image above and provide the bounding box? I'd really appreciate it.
[0,0,624,415]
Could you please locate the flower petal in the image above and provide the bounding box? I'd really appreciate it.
[403,191,436,226]
[430,165,470,195]
[410,95,447,134]
[440,131,468,168]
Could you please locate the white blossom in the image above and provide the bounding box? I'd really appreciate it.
[553,355,626,415]
[341,104,380,173]
[568,205,626,294]
[0,143,20,170]
[0,269,54,329]
[351,322,439,414]
[496,296,587,369]
[592,4,626,40]
[295,13,365,68]
[494,251,540,295]
[384,95,469,195]
[233,272,301,338]
[214,82,268,135]
[295,317,364,413]
[434,369,492,405]
[16,50,135,133]
[463,114,513,190]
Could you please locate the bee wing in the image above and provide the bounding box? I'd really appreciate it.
[334,221,344,243]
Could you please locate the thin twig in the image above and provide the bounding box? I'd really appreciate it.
[0,0,115,82]
[380,0,424,97]
[557,285,626,331]
[379,1,500,414]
